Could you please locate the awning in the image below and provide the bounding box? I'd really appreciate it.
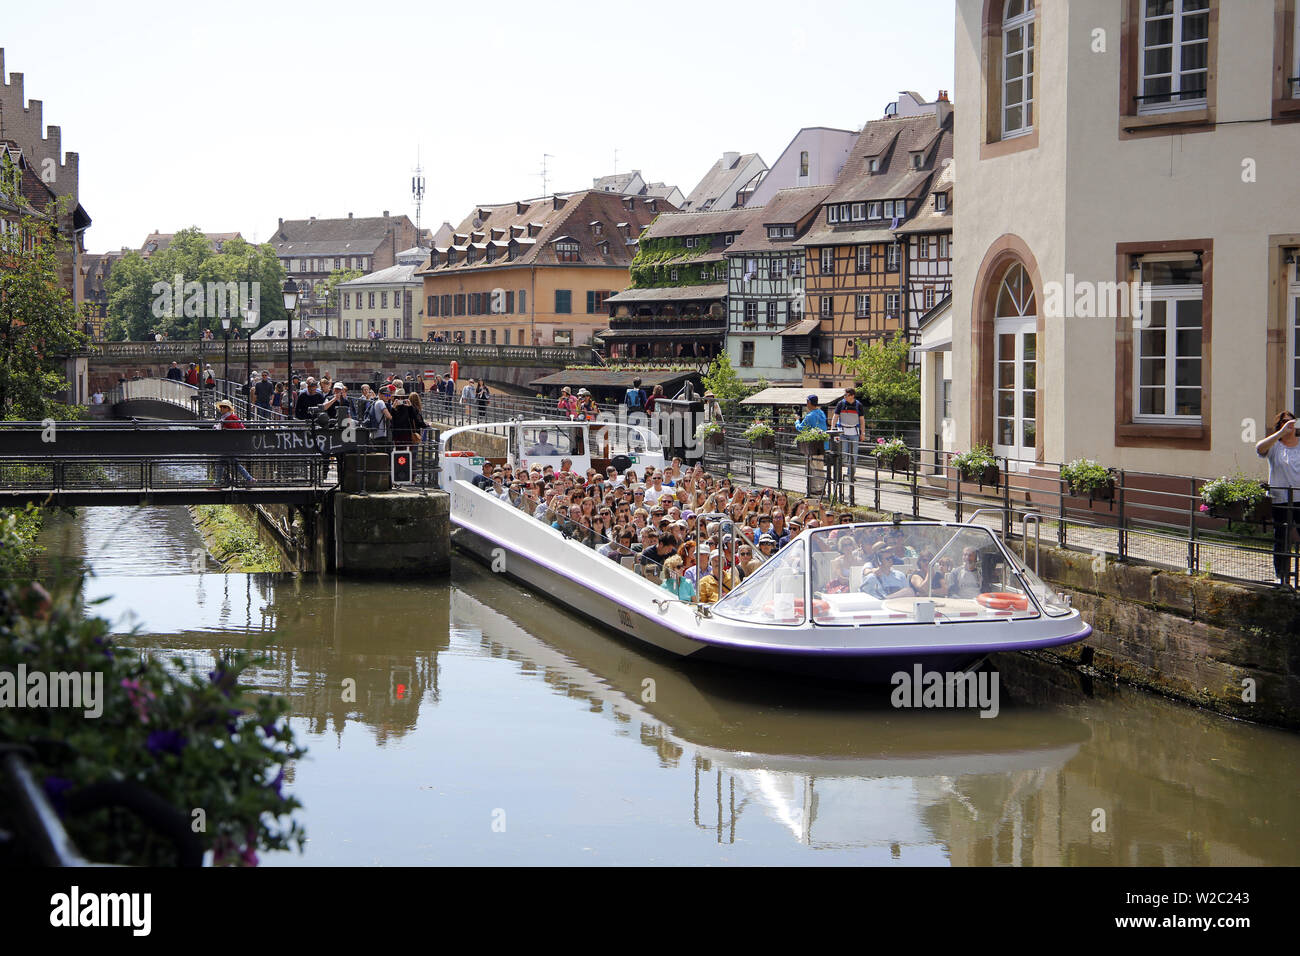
[595,327,725,340]
[741,387,847,406]
[917,296,952,352]
[529,369,698,390]
[779,318,820,336]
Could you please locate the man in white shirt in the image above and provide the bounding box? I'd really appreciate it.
[643,474,667,507]
[950,547,984,598]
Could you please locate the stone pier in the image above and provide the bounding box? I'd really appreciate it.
[332,488,451,577]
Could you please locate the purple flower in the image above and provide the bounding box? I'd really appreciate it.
[146,729,187,757]
[43,776,74,816]
[208,668,235,698]
[268,767,284,799]
[260,720,278,737]
[1199,504,1210,512]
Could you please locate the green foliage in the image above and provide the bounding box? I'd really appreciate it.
[105,229,287,341]
[0,208,88,419]
[0,577,306,865]
[192,506,282,572]
[872,436,910,461]
[629,236,720,288]
[701,352,755,417]
[840,331,921,421]
[952,443,997,479]
[741,420,774,440]
[794,425,829,443]
[0,504,44,582]
[318,268,364,306]
[1200,474,1268,511]
[695,420,723,440]
[1062,458,1115,496]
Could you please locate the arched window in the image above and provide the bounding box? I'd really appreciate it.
[995,262,1036,319]
[1002,0,1035,138]
[993,263,1037,461]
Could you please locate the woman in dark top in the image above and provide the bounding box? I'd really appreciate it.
[390,390,424,445]
[476,380,490,420]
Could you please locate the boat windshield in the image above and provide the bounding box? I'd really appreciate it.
[518,424,584,457]
[711,540,807,625]
[805,524,1042,625]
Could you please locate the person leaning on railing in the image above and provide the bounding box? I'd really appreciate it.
[1255,409,1300,586]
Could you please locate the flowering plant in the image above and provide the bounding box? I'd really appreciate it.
[873,437,910,461]
[793,426,830,444]
[742,420,774,440]
[1199,473,1267,512]
[1061,458,1116,497]
[0,577,306,866]
[695,420,723,440]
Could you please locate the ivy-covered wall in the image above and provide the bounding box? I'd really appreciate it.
[629,236,724,288]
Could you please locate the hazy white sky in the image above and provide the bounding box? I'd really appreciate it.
[3,0,955,253]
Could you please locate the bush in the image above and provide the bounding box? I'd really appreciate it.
[741,420,774,441]
[794,426,829,444]
[0,577,306,866]
[695,420,723,440]
[1061,458,1115,496]
[872,437,910,461]
[1200,474,1268,512]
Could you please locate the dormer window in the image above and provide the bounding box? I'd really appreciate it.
[466,248,476,264]
[598,239,610,256]
[767,226,781,239]
[868,157,881,173]
[555,241,580,262]
[623,197,634,211]
[685,237,699,249]
[486,245,496,262]
[446,249,457,265]
[935,192,949,212]
[828,205,840,224]
[911,152,924,169]
[851,203,865,221]
[724,233,736,245]
[591,221,603,236]
[868,202,882,220]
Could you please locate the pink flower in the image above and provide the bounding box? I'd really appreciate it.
[120,678,156,724]
[1199,504,1210,512]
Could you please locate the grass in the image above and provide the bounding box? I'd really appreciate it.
[191,505,282,572]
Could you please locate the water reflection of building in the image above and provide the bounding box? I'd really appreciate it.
[109,573,451,744]
[451,561,1298,865]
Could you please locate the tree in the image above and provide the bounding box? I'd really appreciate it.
[841,331,921,422]
[0,203,87,419]
[104,251,156,340]
[701,352,758,418]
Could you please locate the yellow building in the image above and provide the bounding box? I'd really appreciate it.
[418,189,672,346]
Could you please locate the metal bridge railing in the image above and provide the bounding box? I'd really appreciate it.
[0,453,329,495]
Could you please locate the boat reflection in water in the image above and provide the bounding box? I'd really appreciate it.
[451,561,1090,859]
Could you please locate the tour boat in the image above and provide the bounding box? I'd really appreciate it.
[438,420,1092,681]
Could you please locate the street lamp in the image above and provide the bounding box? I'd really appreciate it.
[243,305,258,407]
[282,277,299,388]
[221,314,232,390]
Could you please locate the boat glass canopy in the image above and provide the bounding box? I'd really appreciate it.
[711,540,807,625]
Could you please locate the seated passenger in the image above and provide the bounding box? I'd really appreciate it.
[859,552,911,600]
[660,555,696,602]
[909,550,947,597]
[822,555,852,594]
[471,461,494,490]
[950,547,984,598]
[527,430,561,456]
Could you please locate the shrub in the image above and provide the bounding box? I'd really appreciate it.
[742,420,774,441]
[952,444,997,479]
[873,437,910,461]
[1199,474,1268,512]
[794,426,829,444]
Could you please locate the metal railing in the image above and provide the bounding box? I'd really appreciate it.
[0,452,330,495]
[87,339,604,367]
[700,431,1299,588]
[105,377,204,414]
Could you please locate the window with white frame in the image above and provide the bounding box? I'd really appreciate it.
[764,301,777,328]
[820,296,834,318]
[821,248,835,274]
[743,301,757,327]
[868,157,880,173]
[771,257,786,278]
[855,294,871,318]
[839,204,850,221]
[851,203,865,221]
[939,235,951,258]
[1138,0,1209,113]
[886,292,901,317]
[1002,0,1036,137]
[868,202,882,220]
[924,287,936,310]
[1135,258,1204,421]
[768,226,782,239]
[782,225,795,238]
[828,205,840,224]
[917,236,931,258]
[885,245,900,272]
[790,255,803,275]
[685,236,698,248]
[856,245,870,273]
[935,192,949,212]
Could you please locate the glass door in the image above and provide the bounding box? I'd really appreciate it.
[993,317,1036,468]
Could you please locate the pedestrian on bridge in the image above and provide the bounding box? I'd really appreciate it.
[211,400,254,488]
[253,371,274,419]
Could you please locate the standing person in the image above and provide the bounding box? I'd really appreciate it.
[795,394,829,452]
[576,388,598,421]
[624,377,647,426]
[185,363,199,387]
[253,371,274,419]
[364,386,392,443]
[389,389,421,445]
[295,377,326,420]
[1256,410,1300,586]
[211,399,254,487]
[557,386,578,419]
[271,382,286,419]
[645,383,664,416]
[409,392,432,443]
[461,377,476,422]
[166,362,183,381]
[832,385,867,479]
[476,378,491,420]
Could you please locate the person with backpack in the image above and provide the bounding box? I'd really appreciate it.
[365,387,392,443]
[625,377,648,427]
[557,386,578,420]
[832,385,868,480]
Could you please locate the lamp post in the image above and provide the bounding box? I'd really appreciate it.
[221,314,231,391]
[282,277,299,389]
[243,306,258,407]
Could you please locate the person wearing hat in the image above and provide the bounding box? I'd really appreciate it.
[211,399,254,487]
[389,388,424,445]
[557,386,578,419]
[702,390,722,426]
[795,393,829,452]
[321,381,353,424]
[576,388,598,421]
[757,533,777,562]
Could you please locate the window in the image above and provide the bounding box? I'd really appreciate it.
[764,301,777,328]
[821,248,835,274]
[554,330,572,345]
[490,329,497,345]
[768,226,782,239]
[851,203,865,221]
[555,290,572,313]
[725,234,736,245]
[586,290,610,313]
[555,241,580,262]
[855,294,871,318]
[741,341,755,367]
[856,245,870,273]
[505,329,511,344]
[744,301,758,327]
[368,292,376,309]
[469,292,480,315]
[868,157,880,173]
[839,203,850,221]
[868,202,882,220]
[924,287,936,310]
[685,237,698,248]
[917,236,931,258]
[790,256,803,275]
[427,295,435,317]
[593,222,603,236]
[441,294,452,315]
[885,245,900,272]
[939,235,951,259]
[518,290,527,313]
[799,150,810,177]
[381,291,388,309]
[1138,0,1209,113]
[470,330,477,344]
[1134,258,1203,421]
[828,205,840,224]
[935,192,949,212]
[669,269,679,281]
[942,379,953,419]
[505,290,515,313]
[820,296,834,319]
[886,292,901,317]
[343,293,351,310]
[454,294,466,316]
[1002,0,1036,137]
[782,226,795,238]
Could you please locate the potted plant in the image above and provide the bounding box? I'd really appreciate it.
[742,420,775,450]
[951,444,999,486]
[1061,458,1116,500]
[794,425,829,457]
[695,420,725,448]
[1199,473,1269,524]
[873,436,912,473]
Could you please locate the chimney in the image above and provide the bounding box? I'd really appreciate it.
[348,212,353,218]
[309,216,316,221]
[278,217,283,227]
[383,210,390,218]
[722,151,740,168]
[936,92,953,128]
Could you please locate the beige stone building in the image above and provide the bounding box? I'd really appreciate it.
[946,0,1300,477]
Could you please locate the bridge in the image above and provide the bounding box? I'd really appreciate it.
[82,339,603,396]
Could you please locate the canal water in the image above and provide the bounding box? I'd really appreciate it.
[35,506,1300,865]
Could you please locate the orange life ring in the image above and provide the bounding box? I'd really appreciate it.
[976,591,1030,611]
[761,598,831,618]
[445,450,474,457]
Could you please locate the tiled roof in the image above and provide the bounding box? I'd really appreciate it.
[641,206,763,240]
[682,152,762,211]
[419,190,674,275]
[894,157,954,235]
[725,185,836,254]
[799,112,953,247]
[606,283,728,303]
[271,215,408,255]
[338,263,422,286]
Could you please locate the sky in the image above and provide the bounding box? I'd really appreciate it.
[2,0,955,253]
